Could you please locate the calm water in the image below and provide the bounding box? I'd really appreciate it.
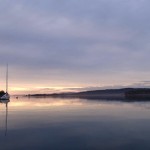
[0,97,150,150]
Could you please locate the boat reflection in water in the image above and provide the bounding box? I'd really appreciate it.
[0,100,9,136]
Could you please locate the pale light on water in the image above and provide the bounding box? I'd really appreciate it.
[0,97,150,150]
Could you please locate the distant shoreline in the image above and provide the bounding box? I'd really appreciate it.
[26,88,150,101]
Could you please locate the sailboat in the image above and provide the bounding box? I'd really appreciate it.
[1,64,10,100]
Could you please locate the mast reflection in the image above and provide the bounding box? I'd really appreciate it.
[0,100,10,136]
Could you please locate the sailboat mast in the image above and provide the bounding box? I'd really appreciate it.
[5,102,8,136]
[6,64,8,93]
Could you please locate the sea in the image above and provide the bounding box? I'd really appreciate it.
[0,96,150,150]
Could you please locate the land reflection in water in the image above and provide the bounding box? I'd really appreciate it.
[0,97,150,150]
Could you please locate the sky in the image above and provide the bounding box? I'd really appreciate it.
[0,0,150,94]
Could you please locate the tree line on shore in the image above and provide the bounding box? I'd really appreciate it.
[0,91,5,97]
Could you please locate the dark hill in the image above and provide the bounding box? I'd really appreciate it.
[28,88,150,100]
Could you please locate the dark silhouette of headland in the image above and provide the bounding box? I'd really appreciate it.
[27,88,150,101]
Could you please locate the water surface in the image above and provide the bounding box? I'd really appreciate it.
[0,97,150,150]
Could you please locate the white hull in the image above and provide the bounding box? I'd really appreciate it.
[1,93,10,100]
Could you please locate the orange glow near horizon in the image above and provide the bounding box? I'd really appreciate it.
[8,85,83,95]
[4,79,136,95]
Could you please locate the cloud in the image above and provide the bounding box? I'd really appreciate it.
[0,0,150,92]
